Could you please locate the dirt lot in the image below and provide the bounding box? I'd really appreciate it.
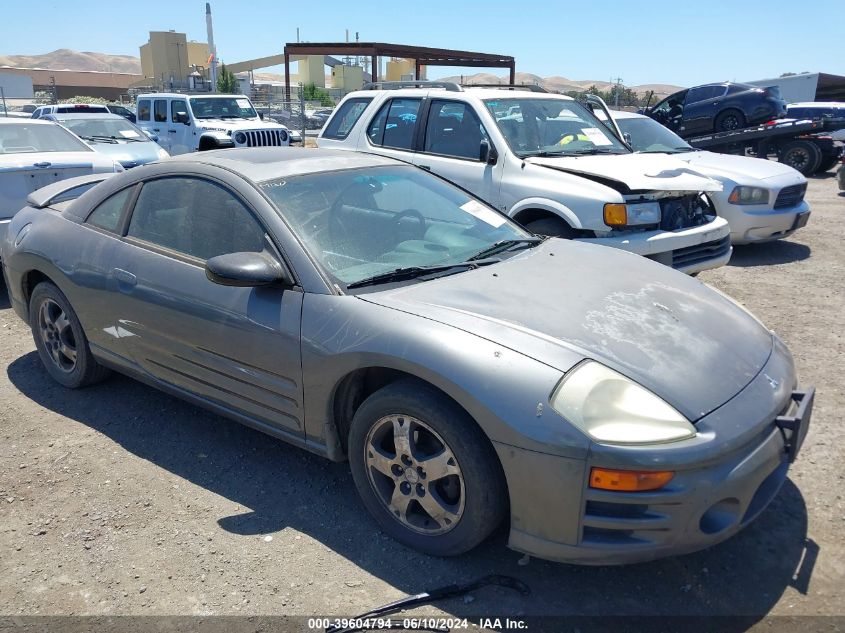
[1,174,843,631]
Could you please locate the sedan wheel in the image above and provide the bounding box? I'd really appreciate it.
[364,414,465,535]
[349,379,507,556]
[29,282,110,389]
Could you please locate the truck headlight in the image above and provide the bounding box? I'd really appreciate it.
[604,202,661,226]
[550,360,696,445]
[728,186,768,205]
[234,132,247,144]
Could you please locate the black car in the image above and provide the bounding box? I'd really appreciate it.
[646,82,786,137]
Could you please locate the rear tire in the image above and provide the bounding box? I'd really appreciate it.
[525,216,575,239]
[779,140,822,176]
[815,154,839,173]
[348,379,507,557]
[29,282,110,389]
[714,109,746,132]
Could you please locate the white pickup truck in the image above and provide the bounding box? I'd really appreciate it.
[135,93,291,155]
[318,83,731,274]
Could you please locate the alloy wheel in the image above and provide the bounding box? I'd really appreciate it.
[37,299,77,373]
[364,414,465,535]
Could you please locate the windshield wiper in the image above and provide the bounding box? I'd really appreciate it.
[346,262,484,289]
[572,148,624,155]
[80,135,118,144]
[466,238,543,261]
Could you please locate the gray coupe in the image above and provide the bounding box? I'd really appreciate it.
[1,148,813,564]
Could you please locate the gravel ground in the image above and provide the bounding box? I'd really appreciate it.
[1,173,843,630]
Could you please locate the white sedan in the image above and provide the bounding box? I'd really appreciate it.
[611,110,810,245]
[0,119,122,235]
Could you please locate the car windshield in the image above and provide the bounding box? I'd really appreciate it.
[0,123,92,154]
[616,117,694,153]
[58,117,147,142]
[189,97,258,119]
[484,97,628,157]
[259,165,534,289]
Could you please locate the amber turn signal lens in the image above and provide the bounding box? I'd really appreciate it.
[603,203,628,226]
[589,467,674,492]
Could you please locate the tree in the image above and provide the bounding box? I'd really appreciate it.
[302,82,334,107]
[217,63,239,94]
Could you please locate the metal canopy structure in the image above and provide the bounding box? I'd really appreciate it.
[283,42,515,100]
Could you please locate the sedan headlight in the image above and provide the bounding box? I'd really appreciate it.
[728,186,769,205]
[550,360,696,445]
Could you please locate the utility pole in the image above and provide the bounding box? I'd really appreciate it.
[206,3,218,93]
[612,76,624,108]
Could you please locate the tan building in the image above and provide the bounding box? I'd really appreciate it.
[140,31,210,89]
[0,67,142,101]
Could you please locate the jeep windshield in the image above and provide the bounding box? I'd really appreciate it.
[484,98,628,158]
[189,97,258,120]
[258,165,535,290]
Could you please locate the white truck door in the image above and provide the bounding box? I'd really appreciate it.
[168,98,192,155]
[411,100,503,208]
[150,99,171,153]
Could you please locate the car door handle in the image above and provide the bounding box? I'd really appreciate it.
[168,130,177,134]
[114,268,137,288]
[152,128,160,132]
[419,165,431,171]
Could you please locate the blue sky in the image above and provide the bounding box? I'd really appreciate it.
[4,0,844,87]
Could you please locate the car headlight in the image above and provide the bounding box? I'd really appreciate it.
[156,147,170,160]
[234,132,247,144]
[550,360,696,445]
[603,202,661,226]
[728,186,769,205]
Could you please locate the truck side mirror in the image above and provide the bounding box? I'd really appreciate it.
[174,111,190,125]
[480,139,498,165]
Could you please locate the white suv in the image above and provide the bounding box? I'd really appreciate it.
[318,83,731,274]
[135,93,291,156]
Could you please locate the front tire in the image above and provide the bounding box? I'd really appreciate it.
[525,216,575,238]
[29,282,110,389]
[348,379,507,556]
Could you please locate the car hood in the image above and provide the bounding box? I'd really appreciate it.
[85,141,164,166]
[524,153,722,193]
[0,151,116,171]
[360,239,772,421]
[196,119,288,131]
[674,150,805,183]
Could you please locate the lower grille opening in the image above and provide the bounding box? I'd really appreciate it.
[582,526,642,545]
[585,501,649,519]
[672,235,731,269]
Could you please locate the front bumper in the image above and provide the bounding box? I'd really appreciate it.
[717,200,811,245]
[582,216,732,275]
[497,343,813,565]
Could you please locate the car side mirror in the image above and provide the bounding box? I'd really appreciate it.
[205,252,290,287]
[174,111,190,125]
[480,139,498,165]
[623,132,632,145]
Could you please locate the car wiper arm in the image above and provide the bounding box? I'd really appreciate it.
[465,238,543,261]
[572,148,625,155]
[346,262,484,289]
[80,135,118,144]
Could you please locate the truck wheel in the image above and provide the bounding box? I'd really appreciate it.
[714,109,746,132]
[780,140,822,176]
[525,217,575,239]
[816,154,839,173]
[348,379,507,556]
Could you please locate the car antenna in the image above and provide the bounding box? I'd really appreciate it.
[324,574,530,633]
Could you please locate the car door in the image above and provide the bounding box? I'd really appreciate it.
[167,98,192,155]
[648,90,686,132]
[412,99,503,206]
[683,86,727,134]
[358,97,422,165]
[107,174,304,435]
[149,98,171,153]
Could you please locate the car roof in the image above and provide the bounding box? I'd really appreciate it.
[136,93,248,99]
[0,117,60,126]
[347,86,575,101]
[169,148,405,181]
[49,113,127,120]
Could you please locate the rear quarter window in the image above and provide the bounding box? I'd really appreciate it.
[322,98,372,140]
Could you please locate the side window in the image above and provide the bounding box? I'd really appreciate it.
[86,187,134,233]
[367,98,421,150]
[323,97,372,140]
[424,101,490,160]
[154,100,168,123]
[171,99,188,121]
[127,177,266,260]
[137,100,151,122]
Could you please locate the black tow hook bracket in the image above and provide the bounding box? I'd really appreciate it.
[325,574,531,633]
[775,388,815,463]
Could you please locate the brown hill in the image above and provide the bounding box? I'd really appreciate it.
[0,49,141,74]
[435,72,682,98]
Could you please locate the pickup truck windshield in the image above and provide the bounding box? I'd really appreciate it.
[484,98,628,158]
[189,97,258,120]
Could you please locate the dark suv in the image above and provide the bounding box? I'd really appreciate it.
[646,82,786,137]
